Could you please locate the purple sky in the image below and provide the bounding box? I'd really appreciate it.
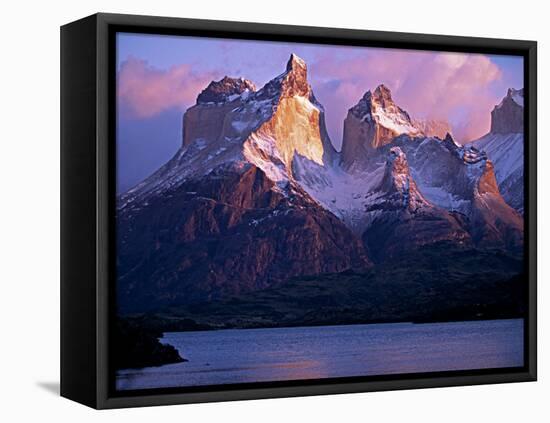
[116,32,523,193]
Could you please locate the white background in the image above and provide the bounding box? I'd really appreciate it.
[1,0,546,421]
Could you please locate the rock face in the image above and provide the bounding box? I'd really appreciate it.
[118,57,524,314]
[472,88,524,213]
[182,77,256,148]
[341,85,421,169]
[490,88,524,134]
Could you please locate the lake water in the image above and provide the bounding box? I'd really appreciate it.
[116,319,524,390]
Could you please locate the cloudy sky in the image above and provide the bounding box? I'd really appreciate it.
[116,32,523,193]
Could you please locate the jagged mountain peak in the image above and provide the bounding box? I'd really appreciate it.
[371,85,412,120]
[490,87,524,134]
[352,86,458,144]
[495,87,524,110]
[358,84,402,111]
[352,85,416,134]
[372,84,394,105]
[278,53,311,98]
[493,87,523,111]
[378,147,430,211]
[341,85,420,167]
[374,83,391,94]
[196,76,256,104]
[286,53,307,72]
[506,87,524,107]
[242,70,335,176]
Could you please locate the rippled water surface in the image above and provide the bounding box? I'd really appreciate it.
[116,319,524,390]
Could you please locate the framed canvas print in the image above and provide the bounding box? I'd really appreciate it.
[60,13,537,409]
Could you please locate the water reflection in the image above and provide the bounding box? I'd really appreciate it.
[116,319,523,390]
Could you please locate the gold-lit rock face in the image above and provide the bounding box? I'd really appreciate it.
[242,53,329,177]
[267,54,326,171]
[471,158,523,249]
[281,53,311,98]
[476,159,500,196]
[256,95,325,170]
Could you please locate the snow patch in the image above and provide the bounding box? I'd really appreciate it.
[372,108,418,135]
[295,154,385,233]
[243,133,289,184]
[417,185,470,213]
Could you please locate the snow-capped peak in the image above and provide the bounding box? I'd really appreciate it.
[358,85,420,139]
[341,85,422,168]
[241,53,334,177]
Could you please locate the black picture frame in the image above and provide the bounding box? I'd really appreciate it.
[60,12,537,409]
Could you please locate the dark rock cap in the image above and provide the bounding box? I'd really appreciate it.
[197,76,256,104]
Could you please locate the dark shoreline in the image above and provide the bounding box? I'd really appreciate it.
[122,312,524,335]
[114,319,187,370]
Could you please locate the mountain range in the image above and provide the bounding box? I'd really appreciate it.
[117,54,524,313]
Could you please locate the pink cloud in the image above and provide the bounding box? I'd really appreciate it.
[117,57,217,119]
[310,49,502,146]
